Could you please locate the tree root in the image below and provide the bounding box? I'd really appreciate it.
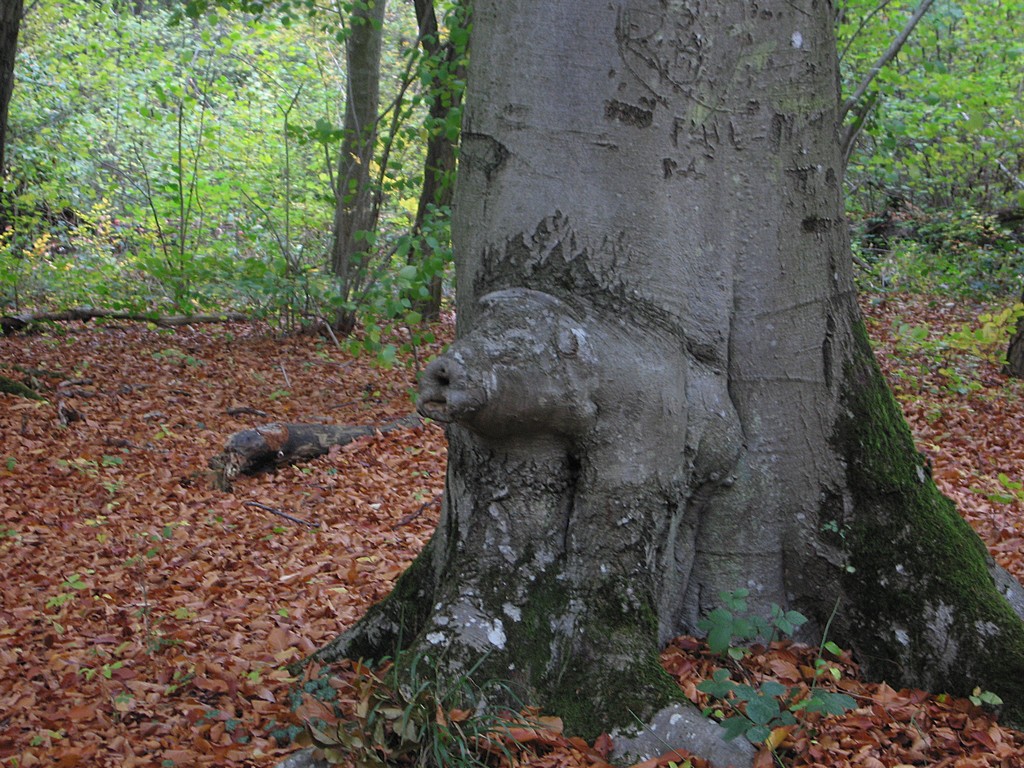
[0,374,43,399]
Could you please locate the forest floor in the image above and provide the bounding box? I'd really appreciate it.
[1,292,1023,768]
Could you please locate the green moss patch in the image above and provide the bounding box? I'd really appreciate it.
[832,319,1024,724]
[495,571,683,741]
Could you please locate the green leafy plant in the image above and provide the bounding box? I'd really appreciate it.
[79,642,131,682]
[699,670,797,743]
[165,666,196,696]
[942,304,1024,365]
[43,571,92,634]
[972,472,1024,505]
[886,305,1024,396]
[854,205,1023,300]
[697,588,807,660]
[969,687,1004,709]
[152,348,202,367]
[56,457,100,477]
[46,572,89,610]
[696,591,857,750]
[28,728,65,748]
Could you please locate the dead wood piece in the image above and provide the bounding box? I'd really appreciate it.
[226,405,269,418]
[391,496,441,529]
[274,749,328,768]
[0,308,248,334]
[208,413,423,490]
[1007,327,1024,378]
[57,399,86,425]
[0,314,29,335]
[1006,286,1024,379]
[13,365,65,379]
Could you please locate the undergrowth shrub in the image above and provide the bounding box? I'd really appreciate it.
[696,590,857,753]
[856,206,1024,298]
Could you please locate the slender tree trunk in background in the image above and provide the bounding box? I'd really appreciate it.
[330,0,387,333]
[305,0,1024,760]
[407,0,467,320]
[1006,295,1024,377]
[0,0,23,179]
[1000,209,1024,377]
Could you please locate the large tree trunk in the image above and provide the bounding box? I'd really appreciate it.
[0,0,23,178]
[329,0,387,333]
[304,0,1024,759]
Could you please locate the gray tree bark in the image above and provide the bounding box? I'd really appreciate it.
[330,0,388,333]
[302,0,1024,760]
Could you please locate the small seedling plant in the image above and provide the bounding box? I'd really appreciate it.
[696,590,857,749]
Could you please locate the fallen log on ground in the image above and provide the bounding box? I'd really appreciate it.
[1,308,248,334]
[208,413,423,490]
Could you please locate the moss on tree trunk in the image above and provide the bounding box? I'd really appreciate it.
[833,319,1024,723]
[307,501,684,741]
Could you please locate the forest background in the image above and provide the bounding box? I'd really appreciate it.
[2,0,1024,767]
[0,0,1021,349]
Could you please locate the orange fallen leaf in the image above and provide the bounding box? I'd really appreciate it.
[593,732,613,758]
[65,704,96,722]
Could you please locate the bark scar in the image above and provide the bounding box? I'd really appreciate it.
[604,99,654,128]
[461,132,510,181]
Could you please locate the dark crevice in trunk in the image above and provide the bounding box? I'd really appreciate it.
[560,452,580,554]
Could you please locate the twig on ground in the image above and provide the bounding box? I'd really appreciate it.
[243,500,320,529]
[391,496,441,530]
[1,308,248,334]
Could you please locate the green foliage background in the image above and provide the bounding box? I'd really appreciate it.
[2,0,446,331]
[840,0,1023,214]
[7,0,339,313]
[839,0,1024,298]
[1,0,1021,331]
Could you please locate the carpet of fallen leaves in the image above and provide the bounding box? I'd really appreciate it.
[1,292,1023,768]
